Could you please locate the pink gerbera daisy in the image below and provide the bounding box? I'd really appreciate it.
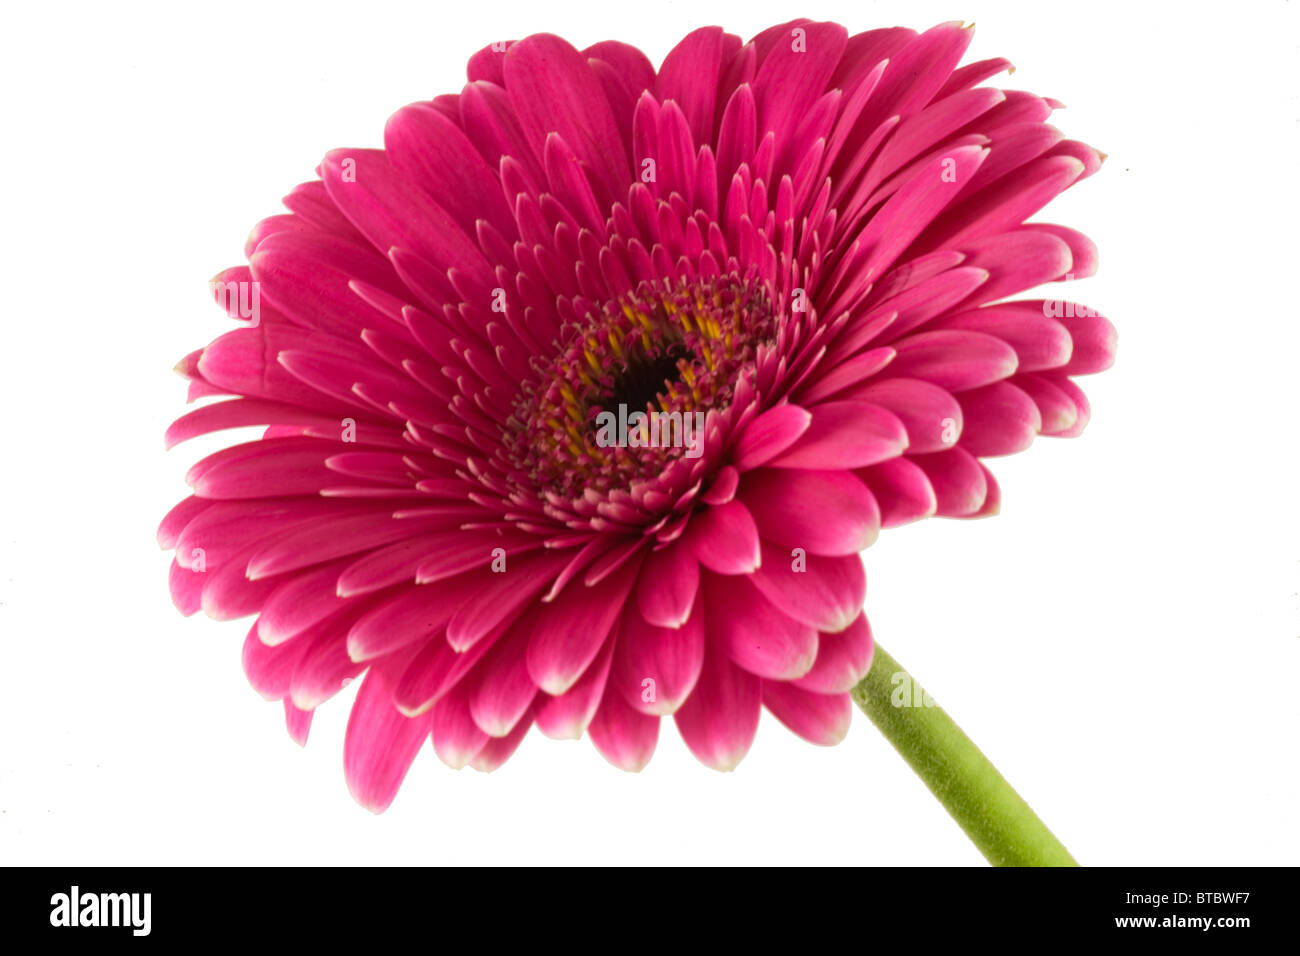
[160,20,1115,814]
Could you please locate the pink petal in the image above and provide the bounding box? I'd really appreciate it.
[337,539,433,597]
[852,21,974,145]
[701,465,740,505]
[196,326,365,414]
[1013,374,1080,436]
[796,348,898,406]
[738,468,880,555]
[430,684,490,770]
[242,623,304,701]
[258,560,354,645]
[612,601,705,715]
[250,230,419,341]
[502,34,630,202]
[870,87,1004,188]
[392,629,495,718]
[686,499,761,574]
[730,403,811,470]
[715,83,758,190]
[588,689,660,771]
[344,654,432,813]
[922,155,1085,252]
[469,707,534,772]
[290,623,365,711]
[932,302,1073,372]
[534,631,615,739]
[346,584,462,663]
[935,56,1014,98]
[156,495,213,551]
[762,683,852,745]
[1045,375,1091,438]
[793,612,875,695]
[1055,309,1118,374]
[168,558,203,617]
[188,438,341,500]
[585,40,657,103]
[466,43,507,85]
[956,229,1073,307]
[446,551,563,651]
[200,542,280,621]
[656,26,728,148]
[838,143,988,287]
[957,381,1042,456]
[857,458,938,528]
[709,573,819,680]
[766,401,908,469]
[1027,224,1098,278]
[753,22,847,138]
[526,557,640,695]
[673,644,761,771]
[886,330,1019,393]
[748,542,865,634]
[910,447,989,516]
[636,538,700,629]
[165,398,333,450]
[384,103,515,238]
[414,530,543,585]
[283,701,313,747]
[969,462,1002,518]
[321,148,492,288]
[469,610,539,737]
[847,378,963,454]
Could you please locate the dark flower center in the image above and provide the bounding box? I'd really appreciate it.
[505,275,775,497]
[602,343,694,415]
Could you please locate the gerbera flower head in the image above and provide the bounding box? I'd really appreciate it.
[160,20,1115,811]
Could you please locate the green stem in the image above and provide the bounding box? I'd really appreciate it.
[852,642,1078,866]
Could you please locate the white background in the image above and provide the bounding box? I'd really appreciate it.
[1,0,1297,865]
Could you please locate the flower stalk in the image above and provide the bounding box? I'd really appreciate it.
[852,643,1078,866]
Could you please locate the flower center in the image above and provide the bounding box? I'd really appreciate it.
[506,275,775,497]
[605,343,695,417]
